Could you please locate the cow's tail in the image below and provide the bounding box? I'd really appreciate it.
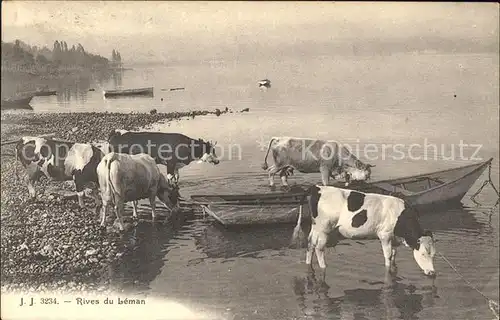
[290,196,307,249]
[261,138,277,170]
[105,153,119,205]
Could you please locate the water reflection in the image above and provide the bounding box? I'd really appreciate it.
[105,212,188,292]
[192,204,485,260]
[193,223,294,259]
[292,269,438,320]
[418,205,486,233]
[111,70,123,88]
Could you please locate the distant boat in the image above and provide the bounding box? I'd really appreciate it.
[258,79,271,88]
[33,90,57,97]
[103,87,154,98]
[1,95,34,110]
[160,87,185,92]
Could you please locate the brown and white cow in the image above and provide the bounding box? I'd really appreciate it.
[96,152,179,231]
[15,137,108,207]
[292,185,436,277]
[261,137,374,187]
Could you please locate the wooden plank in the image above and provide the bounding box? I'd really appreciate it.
[201,205,227,226]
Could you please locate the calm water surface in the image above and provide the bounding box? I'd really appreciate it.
[30,53,500,319]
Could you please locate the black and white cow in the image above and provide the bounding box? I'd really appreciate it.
[293,185,436,277]
[261,137,375,187]
[107,130,219,183]
[15,137,108,207]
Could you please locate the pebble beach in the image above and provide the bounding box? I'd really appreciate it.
[0,110,228,294]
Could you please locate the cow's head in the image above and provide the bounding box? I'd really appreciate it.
[108,129,128,142]
[412,230,436,277]
[344,162,375,184]
[16,137,65,181]
[157,173,181,209]
[197,139,220,165]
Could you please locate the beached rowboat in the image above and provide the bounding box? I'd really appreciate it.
[1,96,34,110]
[103,87,154,98]
[190,158,494,226]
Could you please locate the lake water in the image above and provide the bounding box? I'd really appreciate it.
[32,53,499,319]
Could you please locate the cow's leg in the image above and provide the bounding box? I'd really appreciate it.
[100,203,108,228]
[174,168,180,184]
[380,236,395,274]
[319,166,330,186]
[74,172,87,209]
[114,201,125,231]
[307,223,328,269]
[77,192,85,208]
[279,169,289,187]
[149,194,157,222]
[305,229,314,266]
[84,188,102,214]
[26,176,37,199]
[267,165,279,187]
[132,201,139,219]
[25,163,40,199]
[390,245,398,274]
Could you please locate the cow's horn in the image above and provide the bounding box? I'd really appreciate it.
[368,164,376,168]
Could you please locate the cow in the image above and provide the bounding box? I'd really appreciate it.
[107,130,219,183]
[96,152,180,231]
[15,137,108,208]
[292,185,436,277]
[261,137,375,187]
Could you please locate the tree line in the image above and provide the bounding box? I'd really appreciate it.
[1,39,117,74]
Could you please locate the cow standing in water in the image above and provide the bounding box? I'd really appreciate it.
[261,137,374,187]
[15,137,108,207]
[107,130,219,183]
[292,185,436,277]
[96,152,179,230]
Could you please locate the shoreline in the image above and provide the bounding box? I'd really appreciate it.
[1,67,118,100]
[0,110,228,294]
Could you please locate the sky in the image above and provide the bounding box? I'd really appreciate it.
[1,1,499,63]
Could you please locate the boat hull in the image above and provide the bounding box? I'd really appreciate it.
[104,87,154,98]
[1,96,34,110]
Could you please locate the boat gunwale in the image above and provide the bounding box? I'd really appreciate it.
[189,192,308,205]
[372,158,492,197]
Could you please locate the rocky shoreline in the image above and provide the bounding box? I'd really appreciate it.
[0,110,227,294]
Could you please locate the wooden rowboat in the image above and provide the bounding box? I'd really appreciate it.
[103,87,154,98]
[350,158,494,208]
[33,90,57,97]
[192,191,308,226]
[190,158,494,226]
[1,95,34,110]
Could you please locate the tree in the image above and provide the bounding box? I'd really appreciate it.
[53,40,62,64]
[36,54,49,65]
